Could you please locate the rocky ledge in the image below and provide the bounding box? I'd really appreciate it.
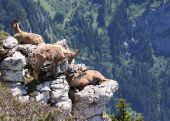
[0,36,118,120]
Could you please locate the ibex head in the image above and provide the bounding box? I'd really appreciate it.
[66,49,80,64]
[10,18,21,29]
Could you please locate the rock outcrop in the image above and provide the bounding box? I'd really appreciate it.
[0,36,118,120]
[73,80,118,121]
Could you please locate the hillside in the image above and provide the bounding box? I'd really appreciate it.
[0,0,170,121]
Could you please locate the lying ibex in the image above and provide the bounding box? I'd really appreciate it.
[10,19,43,45]
[29,44,80,81]
[66,70,107,90]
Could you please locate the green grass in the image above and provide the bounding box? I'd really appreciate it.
[0,31,9,41]
[0,82,73,120]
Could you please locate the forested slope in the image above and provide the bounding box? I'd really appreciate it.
[1,0,170,121]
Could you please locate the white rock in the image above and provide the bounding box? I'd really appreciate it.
[52,75,66,82]
[2,36,18,49]
[1,69,25,82]
[88,116,104,121]
[0,51,26,70]
[35,91,50,104]
[72,80,118,120]
[10,85,27,96]
[55,99,72,113]
[18,95,30,103]
[4,82,22,88]
[51,90,66,100]
[36,81,51,92]
[7,46,18,57]
[51,83,69,90]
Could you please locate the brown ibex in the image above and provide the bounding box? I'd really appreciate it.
[10,19,43,45]
[29,44,80,81]
[66,70,107,90]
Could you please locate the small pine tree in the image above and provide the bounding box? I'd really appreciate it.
[114,98,131,121]
[110,98,144,121]
[136,113,144,121]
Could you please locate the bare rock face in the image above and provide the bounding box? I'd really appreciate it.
[72,80,118,121]
[2,36,18,49]
[50,75,72,114]
[0,51,26,82]
[0,36,18,61]
[1,69,25,82]
[0,51,26,70]
[10,85,27,96]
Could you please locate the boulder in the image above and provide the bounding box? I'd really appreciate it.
[35,91,50,104]
[36,81,51,92]
[1,69,25,82]
[2,36,18,49]
[18,95,30,103]
[50,76,70,102]
[17,44,37,56]
[0,51,26,70]
[4,82,22,88]
[72,80,118,120]
[55,99,72,114]
[10,85,27,96]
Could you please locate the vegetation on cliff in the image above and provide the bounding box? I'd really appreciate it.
[0,82,72,120]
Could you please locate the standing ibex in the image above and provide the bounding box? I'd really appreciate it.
[29,44,80,81]
[10,19,43,45]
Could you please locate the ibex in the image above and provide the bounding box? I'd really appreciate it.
[66,69,107,90]
[10,19,43,45]
[29,44,80,81]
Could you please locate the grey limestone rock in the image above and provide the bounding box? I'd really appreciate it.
[10,85,27,96]
[1,69,25,82]
[50,76,70,102]
[18,95,30,103]
[0,51,26,70]
[72,80,118,121]
[50,76,72,114]
[36,81,51,92]
[35,91,50,104]
[2,36,18,49]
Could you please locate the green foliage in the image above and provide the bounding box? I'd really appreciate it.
[0,82,72,121]
[0,30,9,40]
[105,98,144,121]
[114,98,131,121]
[127,3,146,22]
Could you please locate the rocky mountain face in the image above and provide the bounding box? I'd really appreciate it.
[0,36,118,121]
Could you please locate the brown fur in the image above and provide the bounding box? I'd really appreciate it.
[10,19,43,45]
[66,70,106,89]
[29,44,79,81]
